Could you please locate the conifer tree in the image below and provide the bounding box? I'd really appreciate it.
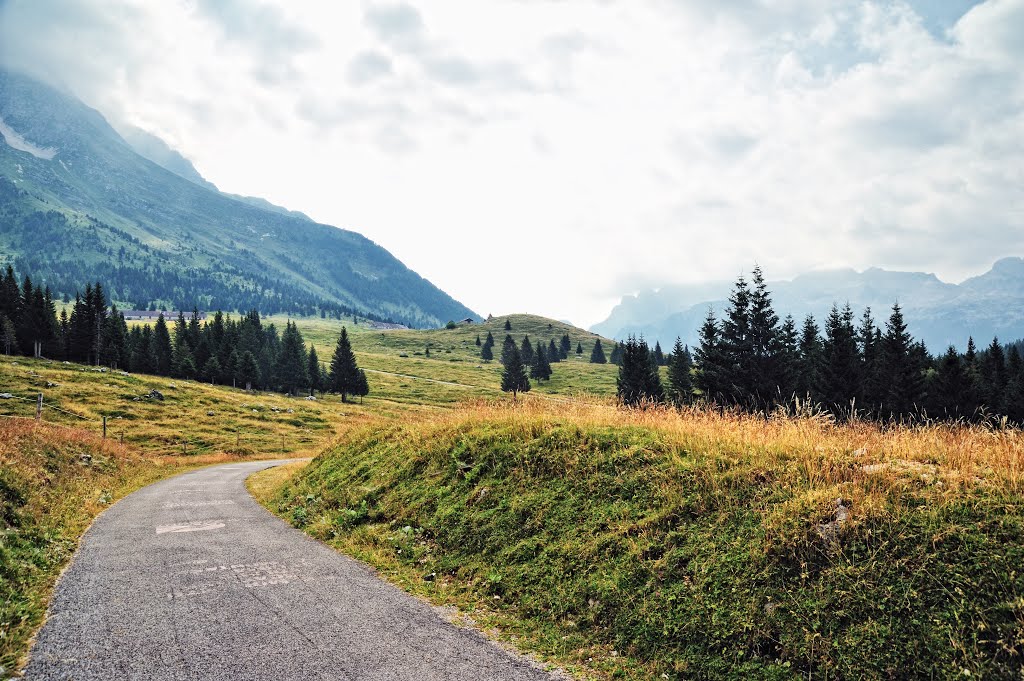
[879,303,924,418]
[485,331,495,347]
[857,308,881,412]
[820,304,859,414]
[202,355,222,384]
[354,369,370,402]
[500,334,517,365]
[500,345,530,398]
[476,335,481,347]
[328,327,361,402]
[504,319,512,331]
[776,314,800,403]
[520,335,534,366]
[277,321,309,395]
[153,313,173,375]
[1003,346,1024,422]
[667,337,693,405]
[747,266,782,408]
[694,308,726,403]
[481,342,493,360]
[796,315,823,403]
[576,342,583,355]
[530,341,551,381]
[560,333,571,359]
[616,336,664,406]
[720,274,752,405]
[590,339,607,364]
[931,346,969,418]
[238,350,260,390]
[609,342,623,365]
[981,337,1008,413]
[307,346,322,395]
[653,341,665,367]
[547,338,560,363]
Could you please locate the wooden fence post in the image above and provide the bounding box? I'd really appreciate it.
[36,393,42,420]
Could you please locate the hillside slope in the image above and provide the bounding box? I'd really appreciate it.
[269,401,1024,680]
[0,68,476,327]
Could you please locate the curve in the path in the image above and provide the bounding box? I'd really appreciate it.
[24,460,562,681]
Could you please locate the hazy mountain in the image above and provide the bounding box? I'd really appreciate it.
[593,260,1024,352]
[0,68,476,327]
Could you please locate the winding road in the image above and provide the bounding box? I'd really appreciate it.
[24,461,561,680]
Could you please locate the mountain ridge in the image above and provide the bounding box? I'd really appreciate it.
[0,68,477,328]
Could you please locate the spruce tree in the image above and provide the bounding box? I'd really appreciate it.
[820,304,859,415]
[879,303,924,419]
[857,308,881,412]
[694,308,726,404]
[153,313,173,375]
[653,341,665,367]
[932,346,968,418]
[504,319,512,331]
[560,333,571,359]
[719,274,752,405]
[547,338,561,363]
[500,334,517,365]
[475,335,481,347]
[307,346,322,395]
[981,337,1008,413]
[238,350,260,390]
[775,314,800,404]
[354,369,370,402]
[747,266,782,408]
[1003,346,1024,422]
[277,321,309,395]
[576,342,583,355]
[520,335,534,366]
[530,341,551,381]
[590,339,607,364]
[667,337,693,405]
[481,342,493,360]
[328,327,361,402]
[616,336,664,406]
[500,346,530,398]
[796,315,823,404]
[202,355,222,384]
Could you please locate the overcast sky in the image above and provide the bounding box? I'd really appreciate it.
[1,0,1022,326]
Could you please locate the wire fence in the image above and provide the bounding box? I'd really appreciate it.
[0,390,321,457]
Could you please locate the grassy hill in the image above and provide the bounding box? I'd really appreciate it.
[261,400,1024,680]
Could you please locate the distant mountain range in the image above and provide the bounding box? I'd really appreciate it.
[0,68,477,328]
[592,259,1024,352]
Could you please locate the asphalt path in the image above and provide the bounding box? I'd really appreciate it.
[24,460,562,680]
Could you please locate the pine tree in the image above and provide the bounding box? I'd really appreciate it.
[576,342,583,355]
[667,337,693,405]
[307,346,322,395]
[589,339,607,364]
[879,303,924,419]
[980,337,1008,413]
[1004,346,1024,422]
[481,342,493,360]
[475,335,481,347]
[153,313,173,375]
[530,341,551,381]
[747,266,782,408]
[547,338,561,363]
[776,315,800,403]
[694,308,726,404]
[276,321,309,395]
[202,355,222,384]
[500,334,517,365]
[560,333,571,359]
[500,345,530,398]
[932,346,969,418]
[237,350,260,390]
[616,336,664,406]
[796,315,823,404]
[485,331,495,347]
[353,369,370,402]
[328,327,361,402]
[653,341,665,367]
[520,335,534,366]
[719,274,752,405]
[504,319,512,331]
[820,304,859,415]
[857,308,881,413]
[178,350,198,379]
[609,342,623,366]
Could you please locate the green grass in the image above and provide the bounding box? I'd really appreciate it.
[261,400,1024,680]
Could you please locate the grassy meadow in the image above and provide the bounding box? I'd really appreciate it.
[7,311,1024,679]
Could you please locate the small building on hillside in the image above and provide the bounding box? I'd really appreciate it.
[457,318,476,325]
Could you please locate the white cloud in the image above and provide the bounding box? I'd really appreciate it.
[1,0,1020,327]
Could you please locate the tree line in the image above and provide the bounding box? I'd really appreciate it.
[0,267,369,401]
[613,266,1024,422]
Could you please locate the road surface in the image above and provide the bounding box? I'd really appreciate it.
[24,460,562,680]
